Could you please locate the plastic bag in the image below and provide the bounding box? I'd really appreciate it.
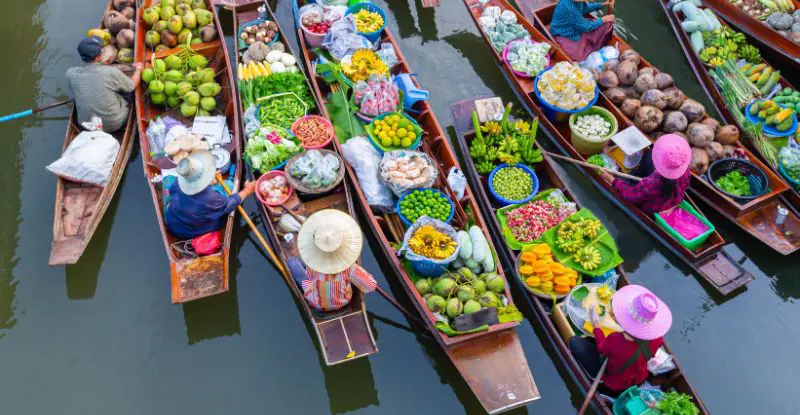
[599,45,620,61]
[506,38,550,76]
[379,150,438,196]
[399,216,461,264]
[289,149,341,189]
[355,74,399,116]
[243,105,260,139]
[322,16,373,61]
[779,139,800,184]
[647,347,676,375]
[46,130,120,186]
[146,117,167,154]
[298,3,324,24]
[447,167,467,201]
[581,51,605,73]
[192,231,221,255]
[316,0,348,5]
[342,136,395,211]
[482,6,502,20]
[499,10,517,24]
[376,43,398,68]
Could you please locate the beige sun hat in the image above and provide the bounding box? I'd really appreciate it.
[176,150,215,195]
[297,209,363,274]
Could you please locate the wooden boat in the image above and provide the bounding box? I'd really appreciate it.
[229,2,378,365]
[521,0,800,256]
[49,0,137,266]
[451,96,710,415]
[700,0,800,71]
[134,0,242,304]
[461,0,753,296]
[293,1,540,411]
[656,0,800,219]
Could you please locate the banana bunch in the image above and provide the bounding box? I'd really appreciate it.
[738,44,762,64]
[476,160,495,175]
[498,135,519,153]
[469,137,487,159]
[557,237,585,253]
[481,121,503,136]
[573,246,602,271]
[408,226,457,260]
[579,219,602,239]
[238,60,271,81]
[597,284,613,301]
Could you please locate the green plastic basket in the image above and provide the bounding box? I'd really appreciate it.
[612,386,660,415]
[654,200,715,251]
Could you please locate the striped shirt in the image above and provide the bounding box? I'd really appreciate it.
[301,264,377,311]
[549,0,604,42]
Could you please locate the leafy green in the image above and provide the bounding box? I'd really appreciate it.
[327,91,366,142]
[252,72,316,110]
[657,392,699,415]
[244,126,302,172]
[716,170,752,196]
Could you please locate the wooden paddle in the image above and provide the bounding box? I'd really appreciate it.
[0,99,74,123]
[578,359,609,415]
[544,151,643,182]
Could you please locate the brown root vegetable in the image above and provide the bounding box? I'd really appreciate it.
[605,87,628,105]
[663,111,688,133]
[641,89,669,110]
[99,45,118,65]
[103,10,128,35]
[116,29,135,49]
[691,147,710,173]
[200,24,218,42]
[598,71,620,89]
[715,125,740,145]
[700,117,721,132]
[638,67,656,77]
[655,72,674,89]
[680,99,706,122]
[634,74,657,94]
[616,60,639,86]
[161,31,178,47]
[663,87,687,110]
[705,142,724,161]
[128,19,135,30]
[113,0,135,10]
[634,105,664,132]
[674,132,689,142]
[686,122,715,147]
[620,49,642,65]
[602,59,620,73]
[121,6,135,19]
[621,98,641,118]
[622,86,640,99]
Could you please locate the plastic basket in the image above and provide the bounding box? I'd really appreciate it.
[744,100,798,137]
[245,122,302,171]
[707,157,769,203]
[612,386,660,415]
[654,200,715,251]
[396,188,455,227]
[365,112,423,154]
[291,115,334,149]
[502,39,551,79]
[345,2,386,43]
[568,106,618,156]
[533,67,599,122]
[402,217,459,277]
[488,164,539,206]
[255,170,293,207]
[779,162,800,189]
[237,19,279,51]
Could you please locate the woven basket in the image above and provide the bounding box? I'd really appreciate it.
[284,149,345,194]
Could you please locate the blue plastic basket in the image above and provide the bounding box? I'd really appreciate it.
[533,67,599,122]
[779,162,800,189]
[244,121,301,171]
[488,164,539,206]
[744,100,798,137]
[345,2,386,43]
[396,188,455,227]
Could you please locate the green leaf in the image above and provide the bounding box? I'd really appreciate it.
[326,90,366,142]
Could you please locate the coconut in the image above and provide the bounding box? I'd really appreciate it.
[151,93,166,105]
[415,278,432,295]
[463,299,482,314]
[188,54,209,70]
[634,105,664,132]
[183,91,200,106]
[705,141,724,161]
[183,10,198,29]
[104,10,129,35]
[196,9,214,27]
[198,82,219,97]
[200,24,218,42]
[141,68,155,83]
[655,72,674,89]
[686,122,714,147]
[166,96,182,108]
[99,44,118,65]
[457,286,476,303]
[616,60,639,86]
[605,87,627,106]
[153,20,169,34]
[148,79,165,94]
[602,59,620,73]
[620,49,641,65]
[153,58,167,74]
[638,67,657,77]
[120,6,135,20]
[176,81,193,97]
[634,74,657,94]
[200,97,216,111]
[426,295,447,313]
[165,54,182,70]
[471,279,487,296]
[641,89,668,110]
[168,15,184,34]
[715,125,740,145]
[598,71,619,89]
[116,48,133,63]
[691,147,710,173]
[160,5,176,20]
[701,117,721,132]
[163,81,179,97]
[445,298,463,318]
[621,99,641,118]
[478,291,500,308]
[663,87,686,110]
[485,274,505,294]
[177,28,192,44]
[198,67,215,83]
[176,3,192,16]
[663,111,688,133]
[192,0,207,10]
[143,7,161,26]
[116,29,135,49]
[433,277,457,297]
[680,99,706,122]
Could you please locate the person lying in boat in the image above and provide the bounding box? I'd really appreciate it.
[599,134,691,216]
[66,37,144,133]
[164,150,256,240]
[549,0,616,61]
[286,209,377,312]
[569,285,672,397]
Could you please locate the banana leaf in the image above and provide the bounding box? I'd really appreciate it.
[496,188,561,250]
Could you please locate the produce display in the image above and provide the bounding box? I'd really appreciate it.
[572,113,613,141]
[288,150,341,190]
[240,70,312,111]
[673,0,720,55]
[292,116,331,147]
[258,174,290,204]
[502,192,577,243]
[141,0,218,51]
[556,219,604,271]
[342,49,389,83]
[537,62,597,111]
[566,282,621,336]
[729,0,794,19]
[352,8,384,33]
[86,0,136,64]
[478,6,528,52]
[370,113,419,148]
[738,62,781,96]
[140,46,222,116]
[586,153,618,171]
[748,99,795,131]
[408,225,458,260]
[765,11,800,44]
[519,244,579,296]
[415,268,506,323]
[505,39,550,77]
[772,87,800,111]
[449,225,496,275]
[354,75,399,117]
[239,20,278,47]
[699,28,761,66]
[656,391,701,415]
[399,189,452,223]
[491,166,533,201]
[715,170,753,196]
[244,126,303,172]
[469,107,542,174]
[241,42,291,68]
[379,151,437,195]
[779,144,800,182]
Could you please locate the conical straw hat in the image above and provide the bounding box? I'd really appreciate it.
[297,209,363,274]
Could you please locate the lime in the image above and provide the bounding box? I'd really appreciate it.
[400,138,412,147]
[397,128,408,138]
[381,137,392,147]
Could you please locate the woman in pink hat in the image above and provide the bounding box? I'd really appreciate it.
[569,285,672,396]
[600,134,692,215]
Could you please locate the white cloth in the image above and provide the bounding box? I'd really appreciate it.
[47,130,120,186]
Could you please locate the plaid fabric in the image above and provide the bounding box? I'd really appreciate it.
[301,264,377,311]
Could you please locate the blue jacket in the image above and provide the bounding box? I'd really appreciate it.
[164,180,241,240]
[549,0,604,42]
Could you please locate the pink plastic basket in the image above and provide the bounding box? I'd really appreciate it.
[291,115,334,150]
[502,39,551,79]
[255,170,293,207]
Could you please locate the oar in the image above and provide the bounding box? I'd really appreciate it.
[544,151,642,182]
[215,173,287,277]
[0,99,74,123]
[578,359,609,415]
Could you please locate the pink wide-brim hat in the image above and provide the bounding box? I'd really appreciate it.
[612,285,672,341]
[652,134,691,179]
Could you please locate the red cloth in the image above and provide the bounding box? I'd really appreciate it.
[594,329,663,392]
[554,22,614,62]
[612,170,691,216]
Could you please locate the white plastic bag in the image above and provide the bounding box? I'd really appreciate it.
[447,167,467,201]
[342,136,395,211]
[47,130,120,186]
[378,150,437,196]
[647,347,676,375]
[322,16,373,61]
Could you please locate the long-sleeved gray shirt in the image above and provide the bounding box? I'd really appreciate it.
[66,64,133,132]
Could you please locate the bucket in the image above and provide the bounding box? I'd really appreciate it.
[487,164,539,206]
[654,200,715,251]
[255,170,293,207]
[393,73,430,110]
[345,2,386,43]
[533,67,599,123]
[569,106,618,156]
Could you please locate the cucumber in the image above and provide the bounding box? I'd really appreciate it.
[784,87,793,95]
[457,230,472,260]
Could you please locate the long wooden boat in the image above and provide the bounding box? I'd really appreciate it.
[49,0,137,266]
[134,0,242,303]
[461,0,753,296]
[700,0,800,71]
[521,0,800,256]
[293,1,540,411]
[451,97,710,415]
[656,0,800,215]
[228,2,378,366]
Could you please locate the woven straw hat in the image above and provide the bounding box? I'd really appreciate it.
[297,209,363,274]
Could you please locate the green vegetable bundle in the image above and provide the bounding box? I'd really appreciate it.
[715,170,752,196]
[469,103,542,175]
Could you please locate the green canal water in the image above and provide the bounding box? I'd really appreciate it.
[1,0,798,413]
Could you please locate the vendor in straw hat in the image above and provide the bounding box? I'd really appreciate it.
[286,209,377,312]
[569,285,672,397]
[165,150,256,240]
